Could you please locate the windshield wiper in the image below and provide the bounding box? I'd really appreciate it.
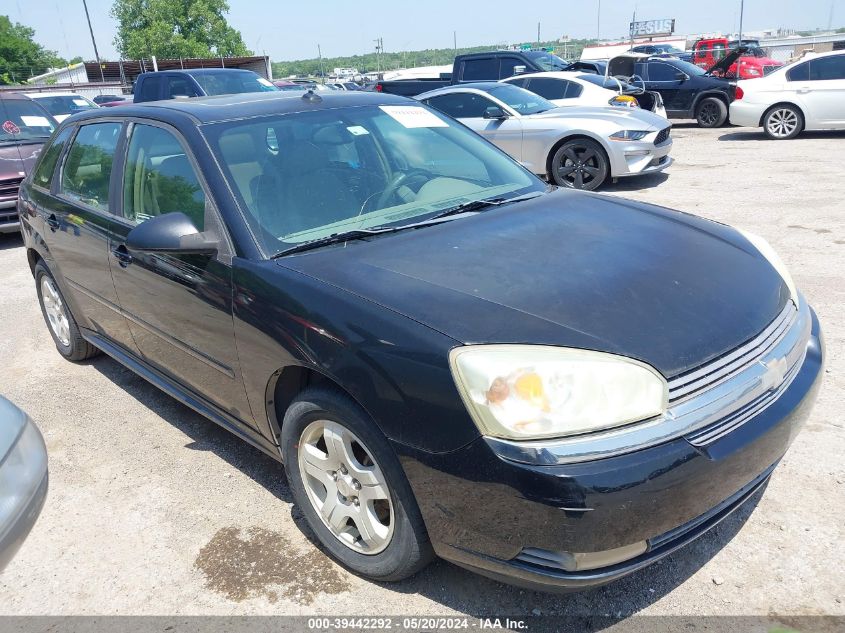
[272,192,546,258]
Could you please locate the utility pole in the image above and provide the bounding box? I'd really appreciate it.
[597,0,601,40]
[317,44,324,80]
[537,22,541,46]
[738,0,745,42]
[454,30,457,51]
[81,0,105,82]
[374,37,383,74]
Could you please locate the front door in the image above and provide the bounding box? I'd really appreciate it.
[108,121,253,424]
[47,121,135,350]
[644,62,688,112]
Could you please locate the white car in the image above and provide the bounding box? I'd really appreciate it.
[730,50,845,139]
[501,71,668,119]
[416,82,672,191]
[25,92,98,122]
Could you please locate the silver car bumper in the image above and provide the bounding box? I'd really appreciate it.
[609,136,674,178]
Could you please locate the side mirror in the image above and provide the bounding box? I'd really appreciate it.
[513,65,527,75]
[483,105,508,120]
[675,72,689,81]
[126,212,218,255]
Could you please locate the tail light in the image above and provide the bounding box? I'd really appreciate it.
[735,86,744,100]
[375,84,383,92]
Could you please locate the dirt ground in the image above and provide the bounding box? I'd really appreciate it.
[0,123,843,618]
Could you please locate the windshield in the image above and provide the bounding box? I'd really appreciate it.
[485,84,555,114]
[0,98,55,143]
[524,51,569,71]
[668,60,707,76]
[32,95,96,116]
[203,104,544,255]
[192,72,278,96]
[655,45,684,54]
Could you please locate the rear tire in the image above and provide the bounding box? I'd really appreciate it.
[696,97,728,128]
[762,104,803,140]
[35,261,99,362]
[548,138,609,191]
[281,387,433,582]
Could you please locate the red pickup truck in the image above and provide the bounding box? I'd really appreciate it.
[691,38,782,79]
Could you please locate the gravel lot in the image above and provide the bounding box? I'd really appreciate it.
[0,123,843,619]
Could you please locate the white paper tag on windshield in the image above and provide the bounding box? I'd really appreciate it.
[20,116,50,127]
[379,105,448,128]
[72,99,88,106]
[347,125,369,135]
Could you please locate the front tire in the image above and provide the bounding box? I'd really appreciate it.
[34,261,99,361]
[763,104,803,140]
[549,138,609,191]
[281,388,433,581]
[696,97,728,128]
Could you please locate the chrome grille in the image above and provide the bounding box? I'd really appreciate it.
[0,176,23,200]
[654,127,671,145]
[668,303,797,404]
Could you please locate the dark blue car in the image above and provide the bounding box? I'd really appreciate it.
[18,91,823,591]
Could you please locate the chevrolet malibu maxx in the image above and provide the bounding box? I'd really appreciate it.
[18,91,822,591]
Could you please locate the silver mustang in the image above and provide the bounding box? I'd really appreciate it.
[416,82,673,191]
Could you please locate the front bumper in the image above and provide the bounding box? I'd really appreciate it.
[396,307,823,591]
[609,137,673,178]
[0,199,20,234]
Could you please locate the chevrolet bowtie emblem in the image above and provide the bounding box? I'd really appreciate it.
[760,356,789,392]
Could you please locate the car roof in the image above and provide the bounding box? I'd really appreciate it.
[25,92,85,97]
[0,91,35,101]
[62,90,414,125]
[501,71,597,82]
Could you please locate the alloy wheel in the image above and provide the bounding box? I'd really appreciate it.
[766,108,799,138]
[699,102,720,127]
[40,276,71,347]
[297,419,394,555]
[555,144,604,190]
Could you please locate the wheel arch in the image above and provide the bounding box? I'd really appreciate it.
[27,247,43,276]
[692,90,730,115]
[758,101,806,128]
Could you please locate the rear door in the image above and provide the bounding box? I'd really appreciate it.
[422,92,523,161]
[801,54,845,127]
[108,120,252,423]
[47,120,136,349]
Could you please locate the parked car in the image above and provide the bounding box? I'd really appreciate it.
[92,94,128,105]
[0,92,56,233]
[417,82,672,190]
[730,51,845,139]
[0,396,48,571]
[692,38,783,79]
[501,71,667,118]
[376,49,572,96]
[632,43,693,62]
[24,92,98,122]
[130,68,278,103]
[273,80,308,92]
[563,60,608,75]
[19,91,822,592]
[608,53,738,127]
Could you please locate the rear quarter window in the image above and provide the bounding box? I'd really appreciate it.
[32,127,74,189]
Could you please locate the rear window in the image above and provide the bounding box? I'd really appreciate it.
[191,71,277,96]
[461,58,498,81]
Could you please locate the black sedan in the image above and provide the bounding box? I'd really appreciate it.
[18,91,823,591]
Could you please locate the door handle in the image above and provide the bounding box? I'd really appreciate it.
[111,245,133,268]
[46,214,60,231]
[797,86,812,94]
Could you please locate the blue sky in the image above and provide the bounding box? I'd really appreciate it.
[6,0,840,62]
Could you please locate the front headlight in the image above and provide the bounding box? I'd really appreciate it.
[449,346,668,441]
[737,229,799,306]
[0,417,47,533]
[609,130,650,141]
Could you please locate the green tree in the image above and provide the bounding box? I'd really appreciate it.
[0,15,65,84]
[111,0,251,59]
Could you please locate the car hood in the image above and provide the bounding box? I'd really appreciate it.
[0,141,42,181]
[279,190,789,377]
[527,106,667,130]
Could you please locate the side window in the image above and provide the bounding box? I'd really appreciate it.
[713,43,726,60]
[33,127,73,189]
[137,76,162,101]
[461,58,498,81]
[424,93,493,119]
[564,81,584,99]
[647,62,679,81]
[122,124,206,230]
[507,77,529,89]
[166,76,198,98]
[786,61,810,81]
[498,57,523,79]
[60,122,122,211]
[808,55,845,81]
[525,77,567,100]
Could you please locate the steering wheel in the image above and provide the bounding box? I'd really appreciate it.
[372,169,432,210]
